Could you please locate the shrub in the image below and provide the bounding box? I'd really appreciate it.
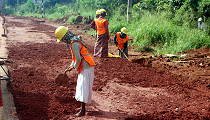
[3,5,16,15]
[19,0,35,14]
[67,16,77,24]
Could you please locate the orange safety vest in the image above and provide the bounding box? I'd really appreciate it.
[70,41,96,73]
[95,18,107,35]
[116,32,128,49]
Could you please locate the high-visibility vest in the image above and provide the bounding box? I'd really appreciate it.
[116,32,128,49]
[95,18,107,35]
[70,41,96,73]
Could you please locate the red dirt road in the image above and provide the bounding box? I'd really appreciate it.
[4,16,210,120]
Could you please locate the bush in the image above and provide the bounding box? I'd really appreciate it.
[119,4,127,15]
[67,16,77,24]
[129,11,209,54]
[19,0,35,14]
[3,5,16,15]
[131,12,176,46]
[109,10,128,34]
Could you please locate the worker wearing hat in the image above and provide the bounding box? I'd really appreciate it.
[198,17,205,30]
[55,26,95,117]
[90,10,101,41]
[114,27,129,58]
[94,8,110,57]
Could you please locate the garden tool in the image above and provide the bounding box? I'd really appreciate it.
[117,45,131,61]
[55,67,73,85]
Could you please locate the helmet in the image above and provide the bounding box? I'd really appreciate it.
[198,18,202,22]
[99,9,107,16]
[55,26,68,42]
[121,27,127,34]
[96,10,100,15]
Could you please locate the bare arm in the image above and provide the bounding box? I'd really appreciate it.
[90,20,96,30]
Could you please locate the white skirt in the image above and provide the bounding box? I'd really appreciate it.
[75,66,94,104]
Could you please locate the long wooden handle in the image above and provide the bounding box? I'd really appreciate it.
[117,46,130,61]
[64,67,73,74]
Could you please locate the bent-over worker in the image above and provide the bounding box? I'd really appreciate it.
[114,27,129,58]
[55,26,95,117]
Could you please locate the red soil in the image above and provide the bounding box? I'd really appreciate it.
[4,16,210,120]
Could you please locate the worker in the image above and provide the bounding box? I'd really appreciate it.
[90,10,100,41]
[198,17,205,30]
[114,27,129,58]
[55,26,96,117]
[198,17,208,33]
[90,9,100,29]
[94,9,110,57]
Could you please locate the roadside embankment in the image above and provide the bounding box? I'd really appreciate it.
[0,16,18,120]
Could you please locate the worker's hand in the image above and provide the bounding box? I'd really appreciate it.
[64,66,74,74]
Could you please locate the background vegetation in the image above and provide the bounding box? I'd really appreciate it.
[2,0,210,54]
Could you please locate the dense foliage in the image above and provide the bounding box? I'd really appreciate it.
[2,0,210,54]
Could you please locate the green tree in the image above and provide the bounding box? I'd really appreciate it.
[5,0,17,7]
[19,0,35,13]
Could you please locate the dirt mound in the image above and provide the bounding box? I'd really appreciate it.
[55,15,71,22]
[54,14,92,24]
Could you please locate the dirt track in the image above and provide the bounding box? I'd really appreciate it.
[4,16,210,120]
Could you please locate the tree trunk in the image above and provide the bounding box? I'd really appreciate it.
[127,0,132,22]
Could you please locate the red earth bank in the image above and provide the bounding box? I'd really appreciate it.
[4,16,210,120]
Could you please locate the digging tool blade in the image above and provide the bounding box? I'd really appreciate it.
[117,45,131,61]
[55,73,70,86]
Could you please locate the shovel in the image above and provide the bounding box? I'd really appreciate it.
[55,67,73,85]
[117,45,131,61]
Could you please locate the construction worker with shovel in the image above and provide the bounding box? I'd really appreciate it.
[114,27,129,58]
[55,26,95,117]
